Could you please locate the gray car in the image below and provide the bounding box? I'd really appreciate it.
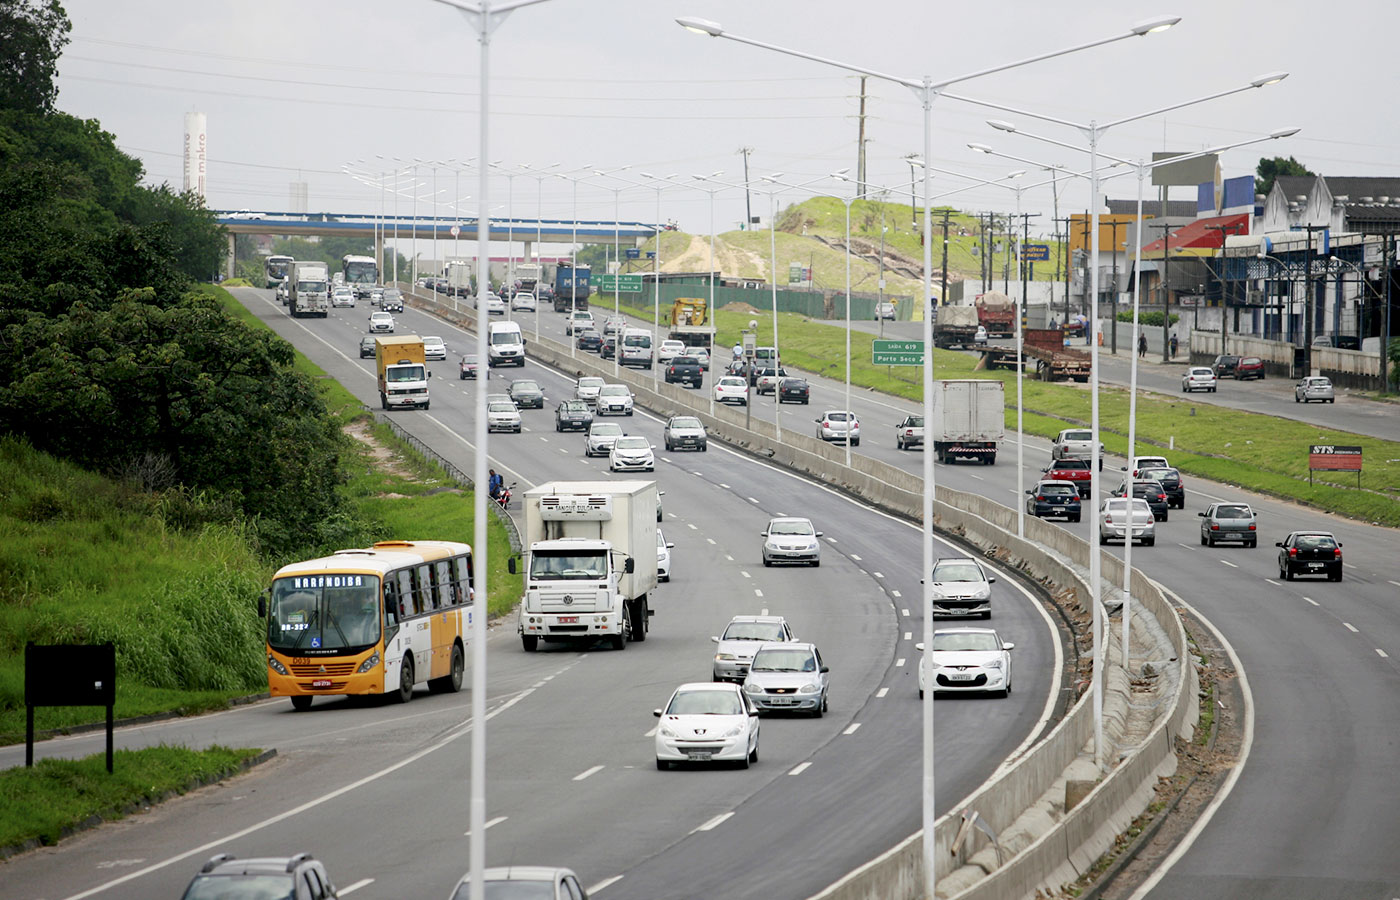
[743,642,829,716]
[712,615,796,682]
[663,415,708,452]
[1295,375,1335,403]
[508,378,545,409]
[358,335,376,358]
[584,422,624,457]
[554,399,593,432]
[761,516,822,567]
[1198,502,1258,547]
[449,866,588,900]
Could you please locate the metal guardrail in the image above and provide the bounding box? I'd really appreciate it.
[367,407,522,555]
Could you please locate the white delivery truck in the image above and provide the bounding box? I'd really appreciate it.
[930,379,1005,464]
[288,260,330,318]
[513,480,658,652]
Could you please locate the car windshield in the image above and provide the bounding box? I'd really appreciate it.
[931,632,1000,653]
[462,355,478,364]
[490,331,519,345]
[667,690,743,716]
[1215,505,1252,519]
[600,386,628,397]
[750,648,817,673]
[561,401,587,412]
[623,334,650,347]
[932,562,983,583]
[386,365,425,383]
[425,337,444,347]
[529,550,607,580]
[722,622,788,642]
[614,437,649,450]
[578,378,603,390]
[768,520,814,536]
[590,424,622,437]
[488,402,516,413]
[1141,468,1178,482]
[670,418,701,429]
[1294,534,1337,550]
[184,874,296,900]
[512,381,540,393]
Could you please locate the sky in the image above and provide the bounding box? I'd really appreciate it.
[53,0,1399,247]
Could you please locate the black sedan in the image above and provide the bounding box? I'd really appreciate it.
[600,336,616,359]
[360,336,377,359]
[1114,479,1169,522]
[458,354,480,379]
[1277,531,1343,581]
[509,379,545,409]
[778,377,810,404]
[1025,480,1082,521]
[1137,466,1185,509]
[664,357,704,387]
[576,328,602,352]
[554,399,593,432]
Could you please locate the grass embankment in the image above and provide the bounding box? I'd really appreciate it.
[596,296,1400,526]
[0,745,260,850]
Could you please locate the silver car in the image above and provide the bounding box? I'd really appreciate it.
[1098,497,1155,546]
[743,642,829,716]
[596,384,634,416]
[584,422,624,457]
[928,557,996,619]
[711,615,797,682]
[486,400,521,433]
[1295,375,1335,403]
[761,516,822,567]
[663,415,708,452]
[1051,428,1104,462]
[1198,502,1258,547]
[575,375,605,406]
[815,410,860,445]
[449,866,589,900]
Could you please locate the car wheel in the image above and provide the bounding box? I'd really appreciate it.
[762,557,772,567]
[1070,514,1081,523]
[1201,534,1208,546]
[1333,571,1344,582]
[918,689,924,700]
[1144,537,1155,546]
[700,444,707,452]
[1282,563,1293,581]
[1247,539,1257,548]
[1099,534,1108,545]
[812,558,820,568]
[748,740,759,763]
[393,657,414,704]
[656,759,670,771]
[290,696,313,711]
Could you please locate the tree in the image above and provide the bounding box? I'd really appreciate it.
[0,0,71,114]
[130,184,228,280]
[1256,156,1313,199]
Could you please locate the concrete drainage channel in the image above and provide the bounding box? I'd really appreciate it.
[400,287,1200,900]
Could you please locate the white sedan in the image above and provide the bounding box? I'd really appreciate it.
[367,311,395,333]
[486,400,522,433]
[657,339,687,364]
[609,435,655,472]
[917,627,1014,698]
[654,682,760,769]
[657,528,673,582]
[595,384,634,416]
[423,335,448,361]
[1182,366,1217,393]
[475,293,506,315]
[510,291,537,311]
[331,287,355,308]
[714,376,749,406]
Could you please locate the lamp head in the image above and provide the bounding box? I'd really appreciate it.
[968,142,994,154]
[988,120,1018,133]
[676,16,723,36]
[1270,126,1301,139]
[1250,71,1288,88]
[1131,15,1181,35]
[1007,170,1026,179]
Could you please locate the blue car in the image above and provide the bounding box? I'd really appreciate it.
[1025,480,1082,522]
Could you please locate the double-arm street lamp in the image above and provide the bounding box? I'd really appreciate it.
[676,14,1182,894]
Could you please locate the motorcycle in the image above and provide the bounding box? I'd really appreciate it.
[492,481,516,511]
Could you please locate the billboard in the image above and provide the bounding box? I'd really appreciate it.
[1151,151,1217,187]
[183,112,207,198]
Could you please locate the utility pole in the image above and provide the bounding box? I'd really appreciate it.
[1103,218,1134,355]
[1301,222,1327,376]
[855,77,868,198]
[1205,222,1245,358]
[904,154,919,229]
[877,204,887,337]
[738,147,754,230]
[1149,221,1176,361]
[940,210,951,308]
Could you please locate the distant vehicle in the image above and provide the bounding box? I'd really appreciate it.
[368,311,395,333]
[486,321,526,368]
[667,297,716,350]
[927,557,995,618]
[510,291,537,312]
[341,254,378,292]
[476,293,506,315]
[656,528,673,582]
[874,301,896,320]
[552,261,591,312]
[574,375,605,406]
[1137,466,1185,509]
[1113,479,1169,522]
[744,642,829,716]
[1310,334,1335,348]
[227,209,265,220]
[895,414,924,451]
[575,328,603,352]
[664,356,704,387]
[264,254,294,288]
[565,310,595,336]
[761,516,822,567]
[1277,531,1343,581]
[448,866,589,900]
[1025,479,1082,521]
[1128,455,1170,478]
[1234,356,1265,380]
[778,377,810,404]
[458,354,480,380]
[1199,502,1258,547]
[654,682,760,769]
[1042,457,1093,497]
[929,379,1003,464]
[815,410,859,445]
[380,288,404,312]
[508,379,545,409]
[584,421,624,457]
[358,336,376,358]
[609,435,655,473]
[680,346,711,370]
[1182,367,1217,392]
[1295,375,1335,403]
[1099,497,1155,546]
[599,335,616,359]
[181,853,341,900]
[917,627,1014,699]
[619,328,654,369]
[288,260,330,318]
[714,376,748,406]
[663,415,707,452]
[754,366,790,395]
[712,615,797,683]
[973,325,989,347]
[486,399,522,433]
[1050,428,1102,463]
[596,384,634,416]
[1212,354,1240,378]
[657,339,686,364]
[422,335,447,361]
[375,336,429,411]
[332,286,355,308]
[554,399,592,432]
[602,315,628,336]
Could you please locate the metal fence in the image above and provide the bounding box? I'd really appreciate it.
[368,407,522,554]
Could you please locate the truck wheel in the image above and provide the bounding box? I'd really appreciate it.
[380,393,388,410]
[629,597,648,642]
[610,633,626,651]
[521,635,538,652]
[984,454,996,465]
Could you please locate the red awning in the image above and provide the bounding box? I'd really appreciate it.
[1140,213,1249,259]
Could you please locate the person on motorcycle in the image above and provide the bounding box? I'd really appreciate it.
[488,468,504,502]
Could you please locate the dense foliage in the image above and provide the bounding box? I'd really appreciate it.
[1256,155,1314,199]
[0,0,69,114]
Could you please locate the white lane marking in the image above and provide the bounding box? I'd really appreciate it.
[574,765,605,781]
[1377,649,1389,659]
[1264,578,1280,586]
[741,570,751,579]
[1220,560,1239,568]
[725,554,734,561]
[687,523,697,530]
[843,723,861,735]
[539,436,548,442]
[693,812,734,832]
[903,632,912,640]
[706,538,716,545]
[891,589,902,598]
[826,537,838,543]
[1389,581,1400,588]
[755,589,764,597]
[876,687,889,698]
[788,762,812,775]
[850,554,862,561]
[1344,623,1359,633]
[1177,543,1193,550]
[858,569,868,576]
[761,607,769,615]
[895,657,905,667]
[589,876,625,894]
[968,473,984,481]
[901,609,910,617]
[748,496,759,503]
[720,483,730,489]
[560,447,568,453]
[1303,597,1319,606]
[463,816,508,836]
[339,879,375,895]
[661,456,672,463]
[874,571,884,578]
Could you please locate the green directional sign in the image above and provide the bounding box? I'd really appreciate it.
[872,339,924,366]
[596,273,644,293]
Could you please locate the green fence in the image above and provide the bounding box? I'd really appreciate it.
[598,282,914,322]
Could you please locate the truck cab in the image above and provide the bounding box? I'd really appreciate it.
[375,335,430,410]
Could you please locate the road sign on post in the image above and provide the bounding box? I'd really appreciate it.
[1023,244,1050,261]
[595,274,644,293]
[872,339,924,366]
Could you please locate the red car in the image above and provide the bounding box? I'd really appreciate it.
[1042,457,1094,497]
[1234,356,1265,380]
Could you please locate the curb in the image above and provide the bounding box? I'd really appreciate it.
[0,748,278,861]
[2,693,272,748]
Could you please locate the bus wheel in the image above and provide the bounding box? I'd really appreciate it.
[431,644,464,693]
[291,696,313,711]
[394,657,414,703]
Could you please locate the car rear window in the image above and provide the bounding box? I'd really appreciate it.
[1041,484,1077,495]
[1055,459,1089,470]
[1295,534,1337,550]
[1215,505,1251,519]
[1062,431,1092,442]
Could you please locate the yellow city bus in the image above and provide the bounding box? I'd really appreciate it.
[262,540,473,710]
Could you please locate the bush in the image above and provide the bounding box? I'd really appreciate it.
[1115,310,1180,327]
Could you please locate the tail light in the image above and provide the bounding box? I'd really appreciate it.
[1288,547,1298,558]
[1037,495,1046,502]
[1210,524,1220,531]
[1156,492,1166,502]
[823,421,831,428]
[1334,548,1343,559]
[1248,524,1256,531]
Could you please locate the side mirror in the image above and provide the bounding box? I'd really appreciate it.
[624,558,635,574]
[1004,642,1016,651]
[988,576,997,584]
[257,591,267,618]
[820,665,830,673]
[749,709,759,717]
[507,558,517,575]
[1197,512,1207,517]
[1275,542,1284,547]
[653,709,663,718]
[760,532,768,537]
[815,531,824,538]
[711,636,719,643]
[1338,542,1343,547]
[1025,488,1034,494]
[914,642,926,651]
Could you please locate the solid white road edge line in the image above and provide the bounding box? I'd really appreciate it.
[588,875,625,894]
[339,878,374,895]
[693,812,734,832]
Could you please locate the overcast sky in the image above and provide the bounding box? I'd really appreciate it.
[54,0,1397,242]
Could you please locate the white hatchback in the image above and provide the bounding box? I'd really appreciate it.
[596,384,634,416]
[510,291,537,311]
[917,627,1014,698]
[657,339,686,364]
[609,435,655,472]
[715,376,748,405]
[654,682,760,769]
[423,336,447,361]
[367,311,395,333]
[1182,367,1217,393]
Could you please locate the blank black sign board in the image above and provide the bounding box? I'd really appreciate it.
[25,643,116,772]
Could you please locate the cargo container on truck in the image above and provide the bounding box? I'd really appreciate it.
[289,261,330,317]
[375,335,430,410]
[553,261,591,312]
[514,481,658,651]
[933,305,980,349]
[930,379,1004,464]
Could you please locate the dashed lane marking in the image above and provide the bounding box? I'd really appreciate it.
[574,765,604,781]
[895,657,905,667]
[340,880,374,896]
[842,723,861,735]
[1344,623,1359,633]
[788,762,812,776]
[464,816,507,836]
[1377,649,1389,659]
[1220,560,1239,568]
[1303,597,1319,606]
[693,812,734,833]
[876,687,889,698]
[588,876,624,894]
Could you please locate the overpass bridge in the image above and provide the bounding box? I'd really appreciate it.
[216,210,660,278]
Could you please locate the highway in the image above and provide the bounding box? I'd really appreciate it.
[4,288,1064,900]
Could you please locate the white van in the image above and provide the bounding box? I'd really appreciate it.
[619,328,654,369]
[487,320,526,367]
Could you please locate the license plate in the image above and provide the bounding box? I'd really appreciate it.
[946,673,975,681]
[1052,507,1066,513]
[767,697,794,705]
[311,679,332,689]
[1308,563,1323,569]
[558,616,579,623]
[687,751,712,761]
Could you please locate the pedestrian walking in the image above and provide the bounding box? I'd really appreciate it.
[1170,333,1179,358]
[1137,333,1147,358]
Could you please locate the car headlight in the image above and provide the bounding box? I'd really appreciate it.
[800,683,820,693]
[719,724,744,738]
[715,653,736,661]
[743,683,761,694]
[973,586,990,599]
[658,725,678,738]
[984,659,1002,670]
[764,540,778,549]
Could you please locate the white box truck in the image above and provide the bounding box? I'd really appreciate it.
[514,480,658,652]
[930,379,1004,464]
[289,260,330,318]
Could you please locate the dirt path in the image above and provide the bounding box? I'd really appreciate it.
[664,234,768,280]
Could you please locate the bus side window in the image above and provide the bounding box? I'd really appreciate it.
[396,570,415,619]
[434,560,453,608]
[413,565,432,615]
[383,579,400,628]
[452,555,474,605]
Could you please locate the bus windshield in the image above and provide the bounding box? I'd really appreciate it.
[529,550,608,581]
[343,256,379,285]
[268,574,382,653]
